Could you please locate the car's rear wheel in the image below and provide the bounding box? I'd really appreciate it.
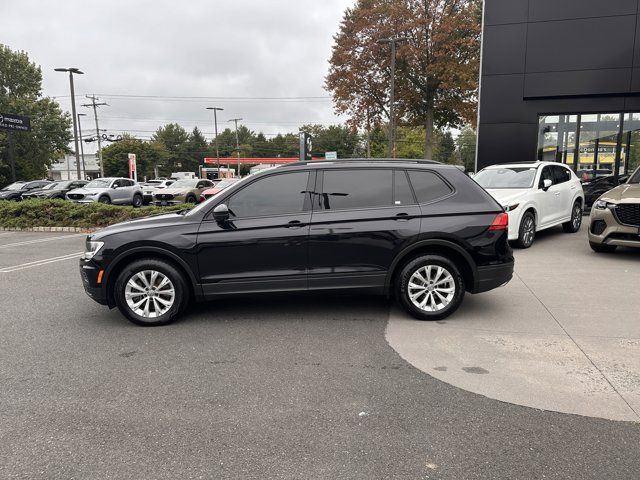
[515,212,536,249]
[114,258,187,326]
[396,255,465,321]
[132,194,143,208]
[589,241,617,253]
[98,195,111,205]
[563,201,583,233]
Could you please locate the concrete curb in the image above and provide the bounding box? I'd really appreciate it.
[0,226,94,233]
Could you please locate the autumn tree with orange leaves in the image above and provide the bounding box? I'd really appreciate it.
[326,0,481,159]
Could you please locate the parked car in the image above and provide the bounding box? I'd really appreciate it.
[67,177,144,206]
[141,179,175,204]
[588,165,640,253]
[79,159,514,326]
[152,178,215,205]
[0,180,52,200]
[22,180,88,200]
[199,178,240,202]
[577,169,614,183]
[583,174,630,210]
[474,162,584,248]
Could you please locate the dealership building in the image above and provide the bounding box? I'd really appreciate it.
[477,0,640,177]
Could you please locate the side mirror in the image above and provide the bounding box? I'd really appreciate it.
[542,179,552,190]
[213,203,230,223]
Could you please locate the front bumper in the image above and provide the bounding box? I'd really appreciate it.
[473,260,514,294]
[588,206,640,248]
[79,258,108,305]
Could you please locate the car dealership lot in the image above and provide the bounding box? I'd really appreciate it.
[1,230,639,479]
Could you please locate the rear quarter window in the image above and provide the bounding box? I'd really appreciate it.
[407,170,453,204]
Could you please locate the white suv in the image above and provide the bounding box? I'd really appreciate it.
[474,162,584,248]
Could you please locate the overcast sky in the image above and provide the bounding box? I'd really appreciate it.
[2,0,354,152]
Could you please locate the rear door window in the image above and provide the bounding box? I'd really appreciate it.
[321,169,392,210]
[393,170,416,205]
[407,170,452,204]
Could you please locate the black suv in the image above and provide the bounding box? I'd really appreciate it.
[80,160,514,326]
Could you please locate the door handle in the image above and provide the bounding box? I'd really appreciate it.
[554,192,561,196]
[286,220,305,229]
[394,213,410,221]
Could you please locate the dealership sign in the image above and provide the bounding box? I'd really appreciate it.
[0,113,31,132]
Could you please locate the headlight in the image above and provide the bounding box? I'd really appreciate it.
[594,200,615,210]
[83,240,104,260]
[505,203,520,212]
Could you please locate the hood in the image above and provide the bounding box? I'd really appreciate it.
[0,189,21,198]
[91,212,188,240]
[155,187,192,196]
[485,189,530,207]
[598,183,640,203]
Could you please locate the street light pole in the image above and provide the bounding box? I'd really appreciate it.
[377,36,408,158]
[55,67,84,179]
[77,113,87,179]
[229,118,243,178]
[206,107,224,177]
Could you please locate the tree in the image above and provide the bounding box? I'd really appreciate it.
[151,123,189,172]
[102,135,168,179]
[326,0,482,159]
[456,126,477,172]
[183,126,210,173]
[433,130,456,164]
[0,45,71,185]
[300,124,362,158]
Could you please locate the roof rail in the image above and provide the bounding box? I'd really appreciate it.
[282,158,442,167]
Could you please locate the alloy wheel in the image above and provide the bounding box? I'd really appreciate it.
[125,270,175,318]
[572,204,582,230]
[407,265,456,312]
[522,216,535,246]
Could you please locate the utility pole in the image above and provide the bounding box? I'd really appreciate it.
[377,36,409,158]
[206,107,224,177]
[77,113,87,178]
[229,118,243,178]
[54,67,84,179]
[83,95,108,177]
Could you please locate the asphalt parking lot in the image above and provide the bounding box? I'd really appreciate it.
[1,229,640,479]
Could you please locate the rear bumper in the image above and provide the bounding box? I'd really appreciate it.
[473,260,514,294]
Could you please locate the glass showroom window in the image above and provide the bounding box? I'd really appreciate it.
[537,115,578,165]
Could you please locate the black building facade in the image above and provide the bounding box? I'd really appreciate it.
[477,0,640,179]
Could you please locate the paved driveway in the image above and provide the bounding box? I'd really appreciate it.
[388,223,640,421]
[1,230,639,479]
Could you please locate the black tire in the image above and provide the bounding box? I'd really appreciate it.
[185,194,197,204]
[563,201,583,233]
[589,241,617,254]
[396,255,465,321]
[113,258,188,326]
[515,211,536,249]
[132,194,143,208]
[98,195,111,205]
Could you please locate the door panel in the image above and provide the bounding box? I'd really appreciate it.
[536,166,558,226]
[196,171,312,295]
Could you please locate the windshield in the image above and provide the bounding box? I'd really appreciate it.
[144,181,162,186]
[42,182,58,190]
[629,168,640,184]
[475,167,537,189]
[57,181,75,189]
[85,179,112,189]
[2,182,26,191]
[171,179,198,189]
[186,176,248,216]
[215,179,238,189]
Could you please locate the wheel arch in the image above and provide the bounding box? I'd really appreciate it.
[385,239,478,295]
[103,246,199,308]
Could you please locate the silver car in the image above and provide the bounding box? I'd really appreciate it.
[66,177,144,206]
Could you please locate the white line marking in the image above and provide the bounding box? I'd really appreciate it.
[0,252,84,273]
[0,234,85,249]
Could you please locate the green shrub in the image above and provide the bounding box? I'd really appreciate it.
[0,199,193,229]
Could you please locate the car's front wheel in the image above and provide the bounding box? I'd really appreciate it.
[563,201,583,233]
[114,258,188,326]
[396,255,465,321]
[185,194,197,204]
[515,212,536,248]
[98,195,111,205]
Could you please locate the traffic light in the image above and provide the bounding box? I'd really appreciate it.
[299,132,313,161]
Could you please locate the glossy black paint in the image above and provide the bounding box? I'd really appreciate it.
[80,161,514,309]
[0,181,52,200]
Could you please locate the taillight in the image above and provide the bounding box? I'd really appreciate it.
[489,212,509,231]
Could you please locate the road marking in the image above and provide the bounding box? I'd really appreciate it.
[0,233,85,249]
[0,252,83,273]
